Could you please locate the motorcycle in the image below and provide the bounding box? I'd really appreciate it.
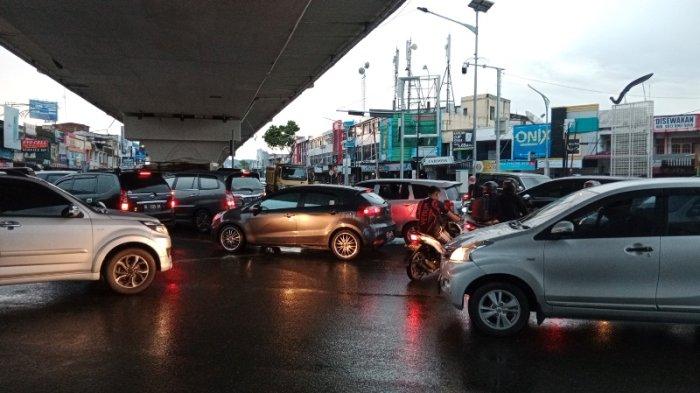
[405,230,446,281]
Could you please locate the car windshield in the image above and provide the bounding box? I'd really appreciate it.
[521,189,597,228]
[280,166,307,181]
[521,176,550,189]
[444,185,460,200]
[230,177,263,191]
[120,172,170,193]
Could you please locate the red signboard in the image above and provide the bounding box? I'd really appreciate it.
[21,138,49,152]
[332,120,344,165]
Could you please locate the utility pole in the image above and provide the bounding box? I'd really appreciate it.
[392,48,399,111]
[471,11,479,172]
[495,67,502,171]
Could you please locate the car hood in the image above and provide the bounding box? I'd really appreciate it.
[104,209,155,221]
[448,222,519,249]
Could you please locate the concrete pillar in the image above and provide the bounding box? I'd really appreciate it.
[123,116,241,164]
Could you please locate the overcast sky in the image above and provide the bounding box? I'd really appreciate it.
[1,0,699,159]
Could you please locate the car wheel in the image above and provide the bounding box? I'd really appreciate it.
[194,209,212,233]
[219,225,246,253]
[104,248,157,295]
[330,230,361,260]
[468,282,529,337]
[402,222,418,243]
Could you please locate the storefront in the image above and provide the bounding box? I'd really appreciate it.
[653,114,700,177]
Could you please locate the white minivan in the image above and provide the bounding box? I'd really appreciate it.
[0,175,172,294]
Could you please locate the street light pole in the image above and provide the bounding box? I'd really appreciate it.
[528,84,551,176]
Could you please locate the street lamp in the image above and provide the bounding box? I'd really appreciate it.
[418,1,493,175]
[358,62,370,114]
[527,84,551,176]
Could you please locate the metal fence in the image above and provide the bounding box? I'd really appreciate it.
[610,101,654,177]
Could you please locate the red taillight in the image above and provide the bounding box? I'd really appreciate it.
[138,170,151,177]
[119,189,129,211]
[465,221,477,231]
[358,204,381,218]
[462,193,471,201]
[225,191,237,209]
[408,233,420,243]
[168,191,177,209]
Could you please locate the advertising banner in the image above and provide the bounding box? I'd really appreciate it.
[451,131,473,151]
[513,124,551,160]
[29,100,58,121]
[21,138,49,152]
[653,114,700,133]
[3,105,20,150]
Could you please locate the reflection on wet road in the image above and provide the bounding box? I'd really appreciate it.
[1,229,700,392]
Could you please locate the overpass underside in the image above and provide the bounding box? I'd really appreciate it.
[0,1,404,164]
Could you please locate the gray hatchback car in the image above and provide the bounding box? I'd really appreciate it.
[440,178,700,336]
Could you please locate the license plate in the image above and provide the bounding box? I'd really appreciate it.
[144,204,161,211]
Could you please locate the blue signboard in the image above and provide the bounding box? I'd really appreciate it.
[499,160,536,171]
[29,100,58,121]
[512,124,551,160]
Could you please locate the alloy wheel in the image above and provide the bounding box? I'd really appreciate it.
[477,289,521,331]
[334,233,358,259]
[113,254,150,289]
[220,226,242,251]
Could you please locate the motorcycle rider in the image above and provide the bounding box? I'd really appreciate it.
[497,179,529,222]
[417,186,461,244]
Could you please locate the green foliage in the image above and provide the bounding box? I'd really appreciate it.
[263,120,300,150]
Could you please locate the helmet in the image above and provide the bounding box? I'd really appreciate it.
[583,180,601,188]
[482,181,499,195]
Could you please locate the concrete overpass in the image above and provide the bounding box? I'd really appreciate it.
[0,1,404,163]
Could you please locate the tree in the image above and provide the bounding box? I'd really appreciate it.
[263,120,299,151]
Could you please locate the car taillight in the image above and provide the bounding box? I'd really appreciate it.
[168,191,177,209]
[225,191,237,209]
[465,221,477,231]
[358,204,381,218]
[138,170,151,177]
[119,189,129,211]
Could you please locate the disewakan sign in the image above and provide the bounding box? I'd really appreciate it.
[653,114,700,133]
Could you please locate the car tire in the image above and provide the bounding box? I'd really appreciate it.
[194,209,212,233]
[402,222,418,243]
[103,248,157,295]
[330,229,362,261]
[468,282,530,337]
[219,225,246,253]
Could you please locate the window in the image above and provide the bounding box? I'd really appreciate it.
[120,173,170,193]
[165,176,175,188]
[529,180,581,199]
[0,179,72,217]
[97,175,117,194]
[667,191,700,236]
[72,177,97,195]
[463,107,468,116]
[489,106,495,120]
[260,192,301,211]
[174,176,196,190]
[303,192,337,208]
[655,140,665,155]
[361,192,386,205]
[199,176,219,190]
[411,184,431,199]
[671,142,692,154]
[563,191,662,238]
[56,178,74,193]
[229,177,263,192]
[377,183,409,200]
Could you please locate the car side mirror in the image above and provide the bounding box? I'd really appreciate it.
[522,194,531,201]
[62,205,83,218]
[251,203,261,216]
[550,220,574,237]
[91,201,107,209]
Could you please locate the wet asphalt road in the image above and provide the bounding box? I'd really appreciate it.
[1,230,700,392]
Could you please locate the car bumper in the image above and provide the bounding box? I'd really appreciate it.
[154,235,173,271]
[439,259,485,310]
[363,223,396,248]
[147,210,175,225]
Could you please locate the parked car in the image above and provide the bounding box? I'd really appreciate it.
[440,178,700,336]
[55,170,174,225]
[0,175,172,294]
[519,175,630,209]
[36,170,78,184]
[356,179,461,242]
[165,171,265,232]
[212,185,395,260]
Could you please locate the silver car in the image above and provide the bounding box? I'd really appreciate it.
[0,175,172,294]
[440,178,700,336]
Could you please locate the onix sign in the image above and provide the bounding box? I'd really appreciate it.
[512,124,551,160]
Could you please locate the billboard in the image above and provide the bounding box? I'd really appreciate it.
[653,114,699,133]
[21,138,49,152]
[3,105,20,150]
[29,100,58,121]
[512,124,551,160]
[452,131,473,151]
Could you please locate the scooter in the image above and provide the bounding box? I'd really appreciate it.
[405,230,446,281]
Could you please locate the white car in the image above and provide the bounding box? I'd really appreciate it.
[0,175,172,294]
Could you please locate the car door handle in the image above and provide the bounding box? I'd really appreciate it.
[0,220,21,229]
[285,213,295,218]
[625,246,654,253]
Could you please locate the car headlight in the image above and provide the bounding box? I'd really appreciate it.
[141,221,168,235]
[449,240,491,263]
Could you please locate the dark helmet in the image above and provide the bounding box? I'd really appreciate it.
[502,179,517,195]
[482,181,499,196]
[583,180,601,188]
